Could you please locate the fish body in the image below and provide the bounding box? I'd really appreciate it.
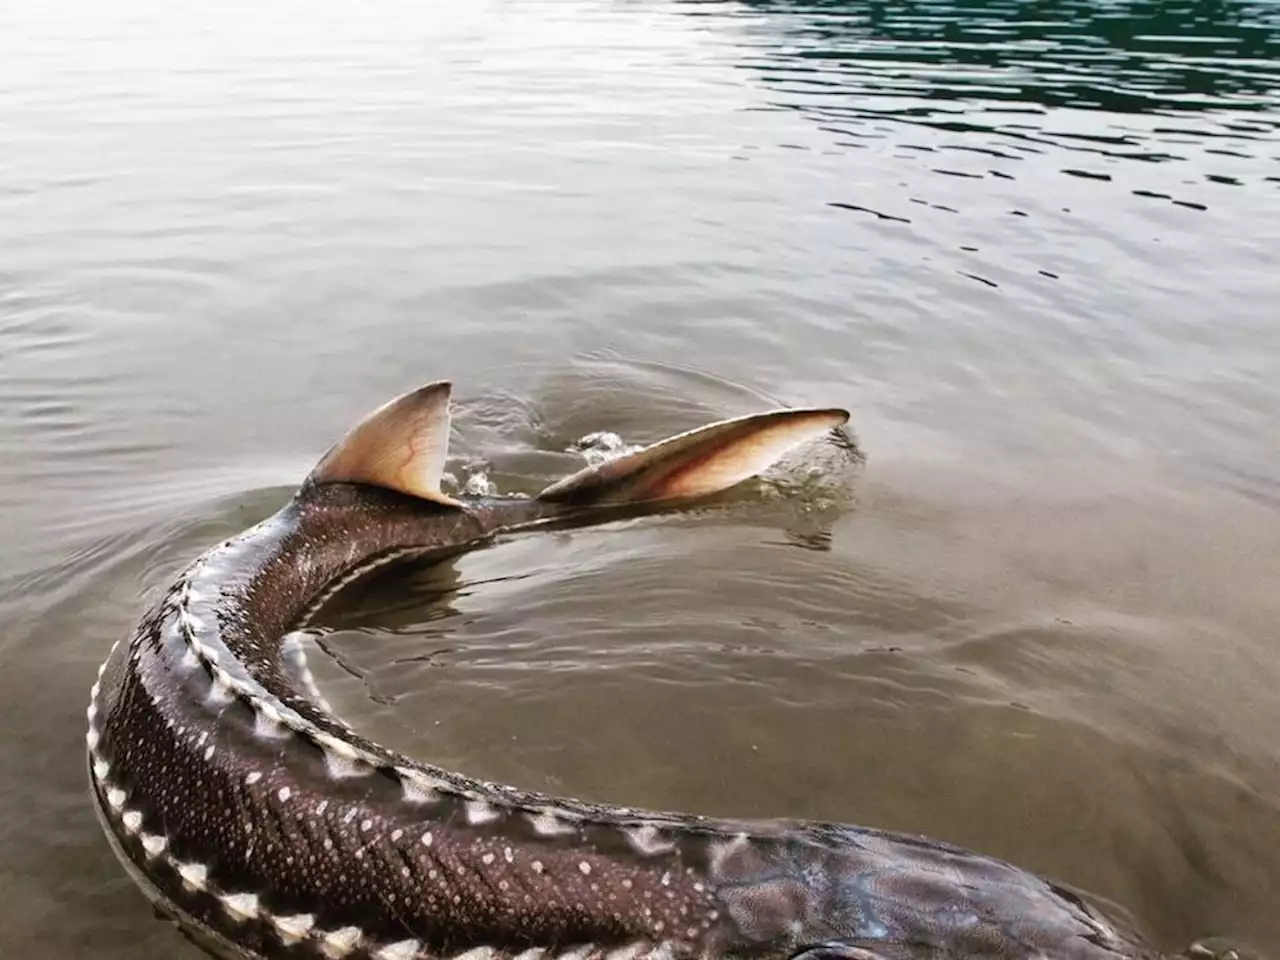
[87,382,1164,960]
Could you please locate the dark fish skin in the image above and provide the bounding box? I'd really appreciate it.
[86,480,1170,960]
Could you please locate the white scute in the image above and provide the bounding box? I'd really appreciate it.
[320,925,364,958]
[527,809,575,837]
[323,745,374,779]
[626,824,676,856]
[272,913,317,944]
[399,768,444,803]
[220,892,261,922]
[314,731,358,760]
[375,941,424,960]
[178,862,209,891]
[465,800,501,825]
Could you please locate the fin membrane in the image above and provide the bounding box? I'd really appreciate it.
[537,406,849,507]
[307,381,461,506]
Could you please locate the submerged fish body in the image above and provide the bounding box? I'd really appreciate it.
[87,381,1164,960]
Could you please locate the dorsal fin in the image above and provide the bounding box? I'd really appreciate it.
[537,406,849,506]
[306,381,462,506]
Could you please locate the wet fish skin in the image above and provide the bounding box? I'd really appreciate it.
[85,381,1168,960]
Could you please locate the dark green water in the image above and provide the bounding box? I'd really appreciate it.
[1,0,1277,956]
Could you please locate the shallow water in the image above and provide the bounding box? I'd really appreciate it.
[1,0,1278,956]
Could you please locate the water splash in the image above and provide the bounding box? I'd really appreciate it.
[440,465,504,498]
[566,430,645,466]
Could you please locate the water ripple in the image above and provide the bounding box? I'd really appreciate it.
[1,0,1278,953]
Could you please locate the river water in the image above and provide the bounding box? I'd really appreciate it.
[1,1,1278,956]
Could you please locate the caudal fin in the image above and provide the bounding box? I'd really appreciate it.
[306,381,462,507]
[306,381,848,510]
[537,406,850,507]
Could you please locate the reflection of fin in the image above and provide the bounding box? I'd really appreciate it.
[538,407,850,506]
[791,942,899,960]
[307,381,462,507]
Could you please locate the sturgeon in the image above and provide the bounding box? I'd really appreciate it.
[87,381,1169,960]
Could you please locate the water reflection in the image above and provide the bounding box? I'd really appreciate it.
[697,0,1279,109]
[675,0,1279,302]
[683,0,1279,182]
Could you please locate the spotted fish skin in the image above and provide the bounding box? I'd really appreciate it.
[86,392,1171,960]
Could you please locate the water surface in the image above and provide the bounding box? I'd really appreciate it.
[1,0,1278,956]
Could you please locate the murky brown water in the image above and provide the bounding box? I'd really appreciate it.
[2,0,1279,956]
